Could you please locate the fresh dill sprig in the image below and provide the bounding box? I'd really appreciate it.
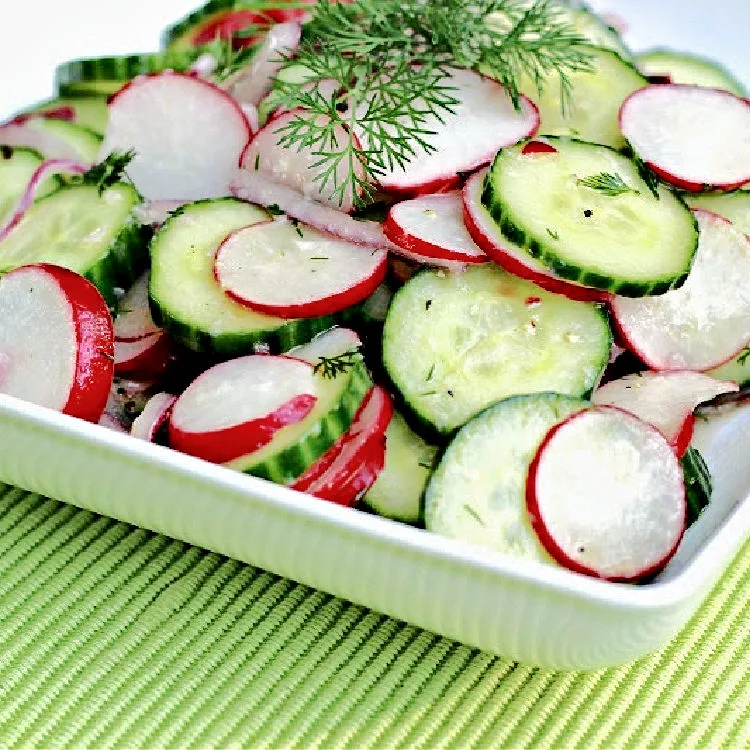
[312,348,362,379]
[271,0,592,208]
[76,151,135,194]
[737,347,750,366]
[577,172,640,197]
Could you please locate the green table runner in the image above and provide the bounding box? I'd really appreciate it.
[0,484,747,748]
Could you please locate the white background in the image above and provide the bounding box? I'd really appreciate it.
[0,1,749,119]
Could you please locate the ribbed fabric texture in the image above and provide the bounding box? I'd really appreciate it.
[0,484,747,749]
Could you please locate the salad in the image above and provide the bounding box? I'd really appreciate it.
[0,0,748,584]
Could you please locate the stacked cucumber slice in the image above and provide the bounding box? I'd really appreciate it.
[1,0,748,582]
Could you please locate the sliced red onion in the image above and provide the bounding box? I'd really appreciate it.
[230,168,396,250]
[0,159,88,241]
[229,22,302,108]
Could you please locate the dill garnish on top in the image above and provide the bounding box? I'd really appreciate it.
[268,0,593,207]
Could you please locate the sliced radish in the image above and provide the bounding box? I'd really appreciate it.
[619,84,750,191]
[0,119,89,163]
[292,385,393,506]
[10,107,76,125]
[231,168,395,249]
[0,159,87,242]
[188,6,310,48]
[462,169,610,303]
[130,392,177,443]
[0,264,114,422]
[169,354,318,464]
[357,68,538,195]
[114,331,173,379]
[214,218,388,318]
[612,210,750,371]
[100,72,252,201]
[227,22,302,108]
[241,108,365,211]
[383,192,487,264]
[527,406,685,581]
[114,272,160,342]
[592,370,738,456]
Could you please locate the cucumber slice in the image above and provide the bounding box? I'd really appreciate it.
[149,198,351,356]
[25,97,109,135]
[483,137,699,296]
[425,392,586,563]
[637,49,747,97]
[516,46,646,150]
[382,264,611,439]
[0,183,149,308]
[0,147,55,227]
[685,190,750,236]
[569,6,631,60]
[362,411,438,524]
[25,118,102,162]
[227,328,373,484]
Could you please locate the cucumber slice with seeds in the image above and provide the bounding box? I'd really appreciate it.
[382,264,611,440]
[0,182,149,307]
[483,137,699,296]
[149,198,352,356]
[425,392,587,563]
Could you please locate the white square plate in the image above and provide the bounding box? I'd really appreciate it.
[0,1,749,669]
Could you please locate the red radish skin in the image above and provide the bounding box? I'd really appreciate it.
[188,6,311,48]
[114,331,173,380]
[292,385,394,506]
[383,192,488,264]
[619,84,750,191]
[101,72,252,201]
[0,264,114,423]
[9,107,76,125]
[130,392,177,443]
[521,140,559,155]
[462,169,611,303]
[172,391,317,464]
[214,219,388,318]
[169,355,319,464]
[526,407,686,582]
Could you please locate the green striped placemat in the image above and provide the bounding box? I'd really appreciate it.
[0,484,747,748]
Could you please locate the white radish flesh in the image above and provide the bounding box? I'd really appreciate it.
[114,272,160,341]
[215,219,388,318]
[384,192,487,264]
[101,72,252,201]
[0,264,113,422]
[359,68,538,194]
[620,84,750,190]
[612,211,750,371]
[0,120,87,163]
[593,370,738,455]
[131,392,177,442]
[528,407,685,581]
[172,355,316,433]
[241,108,365,211]
[228,22,302,107]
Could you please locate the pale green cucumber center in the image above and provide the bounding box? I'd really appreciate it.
[0,149,44,225]
[383,265,611,434]
[518,47,644,149]
[0,183,137,274]
[494,143,696,284]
